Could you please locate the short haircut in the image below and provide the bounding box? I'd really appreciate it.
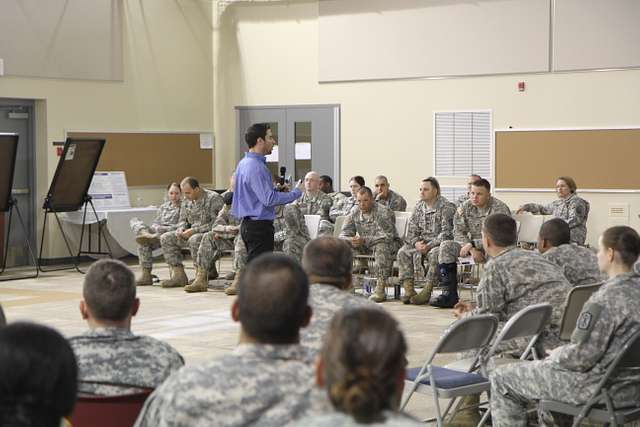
[601,226,640,267]
[470,174,482,181]
[557,176,577,193]
[0,322,77,425]
[422,176,441,196]
[319,175,333,186]
[181,176,200,189]
[245,123,271,149]
[302,237,352,286]
[357,186,373,198]
[539,218,571,247]
[321,307,407,423]
[238,253,309,344]
[350,176,365,187]
[483,213,517,247]
[83,259,136,322]
[223,191,234,206]
[472,178,491,192]
[0,303,5,326]
[374,175,388,184]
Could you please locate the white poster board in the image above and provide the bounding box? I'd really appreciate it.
[88,171,131,210]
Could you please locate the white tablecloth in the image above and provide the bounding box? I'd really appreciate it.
[60,207,160,258]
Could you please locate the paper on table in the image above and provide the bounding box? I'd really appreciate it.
[199,133,213,149]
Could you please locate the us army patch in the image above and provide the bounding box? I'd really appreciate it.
[572,302,603,344]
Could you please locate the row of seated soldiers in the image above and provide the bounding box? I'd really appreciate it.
[3,224,637,426]
[131,173,591,308]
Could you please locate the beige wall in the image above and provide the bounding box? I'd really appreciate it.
[213,0,640,247]
[0,0,213,257]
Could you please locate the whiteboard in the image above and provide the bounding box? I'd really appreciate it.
[553,0,640,71]
[319,0,551,82]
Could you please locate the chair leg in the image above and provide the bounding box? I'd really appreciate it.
[430,373,444,427]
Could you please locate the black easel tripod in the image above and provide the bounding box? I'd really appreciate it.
[0,197,39,280]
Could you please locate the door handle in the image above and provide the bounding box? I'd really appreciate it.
[11,188,30,195]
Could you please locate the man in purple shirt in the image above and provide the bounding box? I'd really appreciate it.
[232,123,303,265]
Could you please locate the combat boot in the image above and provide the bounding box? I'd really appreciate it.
[160,265,188,288]
[368,278,387,303]
[225,275,239,296]
[185,266,208,293]
[431,263,459,308]
[135,267,153,286]
[135,229,160,245]
[410,282,434,305]
[401,278,417,304]
[223,271,236,281]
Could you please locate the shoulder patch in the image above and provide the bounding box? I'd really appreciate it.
[571,302,603,344]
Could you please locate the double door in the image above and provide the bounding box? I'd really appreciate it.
[236,105,340,185]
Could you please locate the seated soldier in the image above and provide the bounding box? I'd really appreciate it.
[433,178,512,308]
[450,214,571,426]
[159,177,224,288]
[293,171,332,222]
[0,322,77,427]
[454,214,571,352]
[188,191,246,293]
[318,175,346,236]
[131,182,182,286]
[70,259,184,395]
[397,177,456,304]
[290,307,423,427]
[455,174,482,207]
[538,218,605,287]
[374,175,407,212]
[329,175,364,221]
[300,237,375,356]
[491,226,640,427]
[135,254,315,426]
[339,186,399,303]
[282,203,311,262]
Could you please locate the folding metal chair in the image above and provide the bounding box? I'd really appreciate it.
[539,329,640,427]
[559,282,603,341]
[333,215,346,239]
[401,314,499,427]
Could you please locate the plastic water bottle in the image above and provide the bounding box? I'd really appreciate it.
[362,269,371,296]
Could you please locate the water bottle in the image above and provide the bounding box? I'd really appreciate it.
[362,269,371,296]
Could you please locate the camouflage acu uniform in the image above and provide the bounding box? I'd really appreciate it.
[301,284,376,357]
[542,243,605,287]
[521,193,590,245]
[131,201,181,269]
[134,344,315,427]
[69,328,184,396]
[490,270,640,427]
[196,204,247,272]
[329,195,357,222]
[375,189,407,212]
[289,410,424,427]
[464,247,571,355]
[282,203,311,262]
[291,191,333,238]
[319,192,347,236]
[339,203,399,280]
[439,197,512,263]
[455,192,470,207]
[273,204,286,252]
[397,196,455,283]
[160,189,224,267]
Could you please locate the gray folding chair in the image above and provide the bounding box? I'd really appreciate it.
[539,329,640,427]
[559,283,602,341]
[401,314,499,427]
[333,215,346,239]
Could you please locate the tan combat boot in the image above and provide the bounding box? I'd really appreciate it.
[135,229,160,245]
[223,271,235,281]
[410,282,434,305]
[208,263,219,280]
[185,266,208,293]
[401,278,417,304]
[368,278,387,303]
[160,265,188,288]
[135,267,153,286]
[224,275,239,296]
